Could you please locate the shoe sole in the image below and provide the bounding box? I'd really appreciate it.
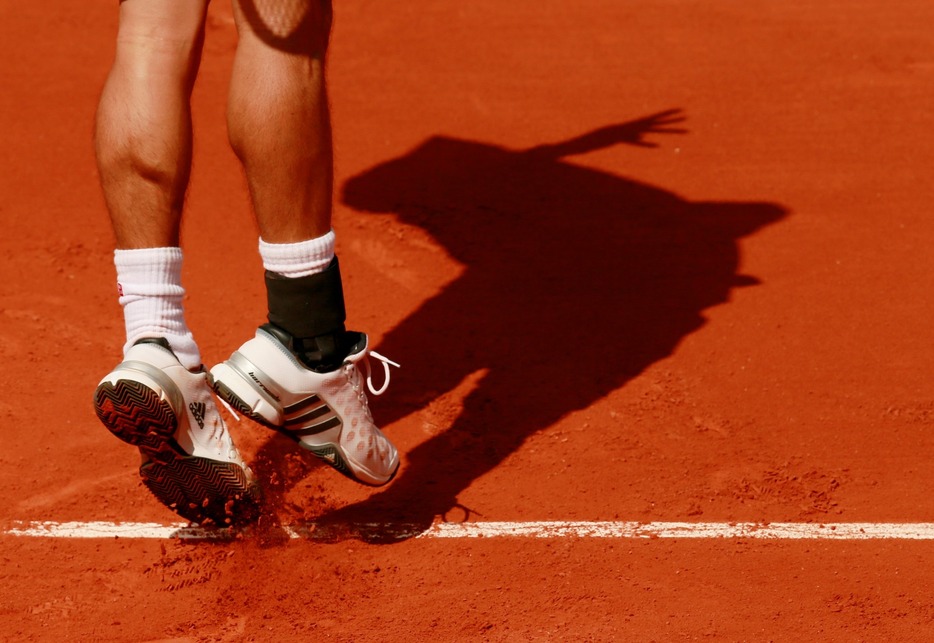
[213,378,397,487]
[94,379,261,525]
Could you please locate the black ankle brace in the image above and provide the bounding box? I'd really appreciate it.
[265,257,346,338]
[264,257,352,371]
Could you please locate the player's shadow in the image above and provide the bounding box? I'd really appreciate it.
[255,109,788,540]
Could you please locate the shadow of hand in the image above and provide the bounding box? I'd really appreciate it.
[526,108,687,158]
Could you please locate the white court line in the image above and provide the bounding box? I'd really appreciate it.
[5,521,934,541]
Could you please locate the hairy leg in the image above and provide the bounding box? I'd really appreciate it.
[228,0,334,242]
[95,0,210,249]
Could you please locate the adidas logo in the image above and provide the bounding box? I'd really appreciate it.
[189,402,207,429]
[320,452,337,464]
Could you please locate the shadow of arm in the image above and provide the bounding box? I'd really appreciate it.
[525,108,687,159]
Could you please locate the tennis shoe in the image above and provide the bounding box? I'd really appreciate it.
[210,324,400,486]
[93,338,261,525]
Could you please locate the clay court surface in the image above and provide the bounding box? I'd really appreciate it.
[3,0,934,640]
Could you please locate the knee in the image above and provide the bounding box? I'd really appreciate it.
[234,0,333,55]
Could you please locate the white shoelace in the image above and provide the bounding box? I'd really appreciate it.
[342,351,398,423]
[364,350,400,396]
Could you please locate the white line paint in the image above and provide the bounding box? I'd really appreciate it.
[5,521,934,541]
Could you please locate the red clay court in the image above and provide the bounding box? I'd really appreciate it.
[2,0,934,640]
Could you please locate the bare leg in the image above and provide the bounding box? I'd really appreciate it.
[95,0,209,249]
[227,0,334,242]
[212,2,399,486]
[92,0,261,527]
[95,0,210,367]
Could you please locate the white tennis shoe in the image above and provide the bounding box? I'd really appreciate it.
[93,338,261,525]
[210,325,400,486]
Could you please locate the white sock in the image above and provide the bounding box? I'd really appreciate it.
[114,247,201,370]
[258,229,336,278]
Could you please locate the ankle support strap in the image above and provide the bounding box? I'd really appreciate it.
[265,257,346,339]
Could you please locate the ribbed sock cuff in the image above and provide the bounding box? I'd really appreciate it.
[259,230,336,278]
[114,247,201,369]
